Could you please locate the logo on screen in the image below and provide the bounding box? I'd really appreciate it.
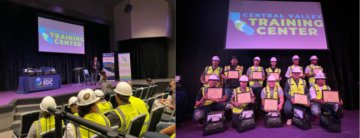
[39,27,54,44]
[35,77,53,86]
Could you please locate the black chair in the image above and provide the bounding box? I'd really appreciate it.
[110,94,118,107]
[147,97,156,113]
[40,127,65,138]
[134,89,141,98]
[13,111,40,138]
[126,114,147,137]
[140,87,148,100]
[147,106,165,132]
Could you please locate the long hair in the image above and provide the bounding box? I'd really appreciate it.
[78,103,94,118]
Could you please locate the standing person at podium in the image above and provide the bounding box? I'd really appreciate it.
[91,56,100,84]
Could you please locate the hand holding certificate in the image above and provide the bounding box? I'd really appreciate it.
[313,68,321,75]
[237,93,251,104]
[270,73,280,80]
[227,71,239,79]
[204,74,211,82]
[294,94,309,105]
[252,71,262,80]
[264,99,278,111]
[207,88,223,99]
[323,91,340,103]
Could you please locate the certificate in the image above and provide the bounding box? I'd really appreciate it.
[294,94,309,105]
[313,68,321,74]
[264,99,278,111]
[237,92,251,104]
[252,71,262,79]
[204,74,211,82]
[323,91,339,103]
[207,88,223,99]
[270,73,280,80]
[227,71,239,79]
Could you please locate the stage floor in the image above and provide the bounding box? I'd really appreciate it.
[177,110,359,138]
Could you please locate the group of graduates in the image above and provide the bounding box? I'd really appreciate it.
[194,55,343,131]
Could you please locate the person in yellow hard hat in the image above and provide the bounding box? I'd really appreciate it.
[94,89,113,114]
[27,96,60,138]
[68,96,78,116]
[200,56,223,87]
[106,82,142,135]
[305,55,324,87]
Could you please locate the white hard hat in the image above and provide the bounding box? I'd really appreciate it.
[310,55,318,61]
[267,75,276,81]
[239,75,249,82]
[292,55,300,60]
[315,71,326,79]
[208,74,219,81]
[270,57,277,62]
[114,82,133,96]
[291,67,302,73]
[40,96,57,112]
[253,56,261,61]
[94,89,105,98]
[77,89,100,106]
[212,56,220,61]
[68,96,77,108]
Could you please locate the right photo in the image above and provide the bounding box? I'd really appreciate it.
[176,0,359,138]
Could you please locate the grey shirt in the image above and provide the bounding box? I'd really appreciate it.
[246,66,265,88]
[106,111,122,127]
[261,87,284,99]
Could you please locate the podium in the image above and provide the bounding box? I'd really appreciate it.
[73,67,84,87]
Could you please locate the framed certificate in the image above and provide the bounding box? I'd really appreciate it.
[237,92,251,104]
[204,74,212,82]
[252,71,262,79]
[270,72,280,80]
[264,99,278,111]
[227,70,239,79]
[323,91,339,103]
[294,94,309,105]
[207,88,223,99]
[313,68,321,74]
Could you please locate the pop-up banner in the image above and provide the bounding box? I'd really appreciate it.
[118,53,132,81]
[102,53,115,80]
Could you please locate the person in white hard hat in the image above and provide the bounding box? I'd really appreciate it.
[265,57,282,87]
[200,56,223,87]
[305,55,324,87]
[261,76,284,113]
[309,72,343,122]
[230,75,255,128]
[222,56,244,103]
[64,89,110,138]
[285,55,304,79]
[283,67,309,125]
[68,96,78,116]
[94,89,113,114]
[194,74,227,126]
[106,82,141,134]
[246,56,265,117]
[27,96,60,138]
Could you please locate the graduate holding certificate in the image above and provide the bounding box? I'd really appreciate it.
[246,56,265,118]
[222,56,244,104]
[305,55,324,87]
[200,56,223,87]
[261,76,284,113]
[265,57,282,87]
[285,55,305,79]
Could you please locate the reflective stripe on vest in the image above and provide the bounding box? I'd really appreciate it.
[224,65,243,76]
[249,66,263,87]
[266,85,279,99]
[36,115,56,138]
[114,104,141,134]
[313,84,329,100]
[288,78,305,96]
[308,65,323,86]
[114,107,127,133]
[232,87,251,114]
[76,113,110,138]
[201,87,213,106]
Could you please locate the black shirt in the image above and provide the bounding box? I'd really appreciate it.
[224,65,240,88]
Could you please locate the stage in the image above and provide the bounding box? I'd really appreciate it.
[177,110,359,138]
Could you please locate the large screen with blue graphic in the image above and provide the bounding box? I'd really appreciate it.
[38,17,85,54]
[226,1,328,50]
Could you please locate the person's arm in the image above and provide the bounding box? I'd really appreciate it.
[106,111,121,127]
[160,124,176,135]
[63,123,75,138]
[195,89,206,107]
[200,67,206,84]
[261,67,265,81]
[26,122,37,138]
[260,88,265,107]
[285,67,291,78]
[231,89,239,107]
[246,68,252,81]
[278,87,285,111]
[305,66,311,77]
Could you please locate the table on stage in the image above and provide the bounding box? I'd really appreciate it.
[17,74,61,94]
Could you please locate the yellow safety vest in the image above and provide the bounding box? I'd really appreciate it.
[249,66,264,87]
[265,85,279,100]
[265,67,281,86]
[313,84,329,100]
[288,78,306,96]
[232,87,251,114]
[114,104,141,134]
[129,96,150,136]
[96,101,113,114]
[224,65,243,77]
[202,87,214,106]
[204,66,223,87]
[307,64,323,86]
[74,113,79,116]
[76,113,110,138]
[35,115,56,138]
[170,133,175,138]
[289,65,303,77]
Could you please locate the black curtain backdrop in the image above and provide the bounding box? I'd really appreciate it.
[0,2,110,91]
[176,0,359,120]
[116,37,169,79]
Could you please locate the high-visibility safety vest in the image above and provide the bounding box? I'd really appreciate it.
[307,64,323,86]
[170,133,175,138]
[129,96,150,136]
[265,67,281,86]
[249,66,264,87]
[75,113,110,138]
[287,78,306,96]
[224,65,243,77]
[312,84,330,100]
[265,85,279,100]
[289,65,303,77]
[113,104,141,134]
[96,101,113,114]
[203,66,223,87]
[74,113,79,116]
[195,87,214,108]
[35,115,56,138]
[232,87,251,114]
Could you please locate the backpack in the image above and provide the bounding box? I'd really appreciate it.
[320,104,341,132]
[264,112,283,128]
[235,110,256,132]
[292,106,311,130]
